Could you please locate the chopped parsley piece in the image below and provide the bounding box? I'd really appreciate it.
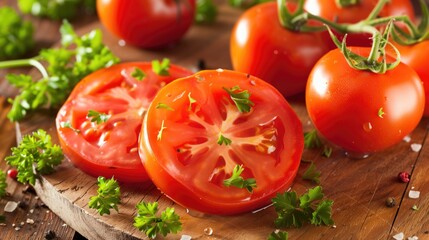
[272,186,334,228]
[217,134,232,145]
[157,120,166,141]
[304,130,322,149]
[87,110,111,124]
[378,107,385,118]
[0,170,7,197]
[188,92,196,110]
[152,58,170,76]
[322,146,333,158]
[223,165,256,193]
[60,121,80,133]
[156,103,174,111]
[88,176,121,216]
[223,86,254,113]
[268,230,288,240]
[131,67,146,81]
[5,129,63,185]
[134,201,182,239]
[302,162,321,184]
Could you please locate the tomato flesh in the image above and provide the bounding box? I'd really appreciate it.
[56,62,192,183]
[140,69,303,215]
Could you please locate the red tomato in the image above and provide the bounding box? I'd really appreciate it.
[230,2,331,97]
[304,0,415,47]
[7,169,18,180]
[306,47,424,156]
[97,0,196,49]
[392,41,429,116]
[56,62,193,183]
[139,69,304,215]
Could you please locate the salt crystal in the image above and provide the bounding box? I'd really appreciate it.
[403,136,411,143]
[14,227,21,231]
[20,221,24,226]
[408,236,419,240]
[26,218,34,224]
[180,235,192,240]
[4,201,18,213]
[411,143,422,152]
[393,232,404,240]
[409,190,421,199]
[216,68,224,73]
[29,209,34,214]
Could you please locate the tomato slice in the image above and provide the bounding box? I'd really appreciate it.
[139,69,303,214]
[56,62,193,183]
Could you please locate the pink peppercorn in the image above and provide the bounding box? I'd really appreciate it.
[398,172,410,183]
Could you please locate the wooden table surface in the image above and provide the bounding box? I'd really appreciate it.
[1,1,429,240]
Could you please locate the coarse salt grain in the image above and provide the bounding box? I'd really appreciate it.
[393,232,404,240]
[408,236,419,240]
[403,136,411,143]
[409,190,421,199]
[411,143,422,152]
[4,201,18,213]
[26,218,34,224]
[180,235,192,240]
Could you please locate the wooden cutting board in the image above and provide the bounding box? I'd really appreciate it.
[16,2,429,240]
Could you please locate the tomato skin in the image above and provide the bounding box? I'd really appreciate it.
[304,0,415,47]
[392,41,429,116]
[140,69,303,215]
[56,62,193,183]
[230,2,331,97]
[306,48,424,155]
[97,0,196,48]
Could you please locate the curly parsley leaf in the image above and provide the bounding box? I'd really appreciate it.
[268,230,289,240]
[272,186,334,228]
[223,165,256,193]
[302,162,321,184]
[88,176,121,216]
[17,0,95,20]
[4,20,119,122]
[0,6,33,60]
[134,201,182,239]
[87,110,111,124]
[0,170,7,198]
[152,58,170,76]
[223,86,254,113]
[5,129,63,185]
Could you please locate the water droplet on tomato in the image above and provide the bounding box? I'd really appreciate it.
[363,122,372,132]
[204,227,213,236]
[118,39,126,47]
[186,208,206,218]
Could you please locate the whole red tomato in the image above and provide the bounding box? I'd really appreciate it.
[230,2,331,97]
[304,0,416,47]
[97,0,196,48]
[306,47,424,156]
[392,41,429,116]
[56,62,192,183]
[139,69,303,215]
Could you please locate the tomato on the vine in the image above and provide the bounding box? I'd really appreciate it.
[391,41,429,116]
[139,69,303,215]
[304,0,415,47]
[97,0,196,49]
[56,62,193,183]
[306,47,424,156]
[230,2,331,97]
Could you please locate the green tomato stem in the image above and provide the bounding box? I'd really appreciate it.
[335,0,359,8]
[0,58,48,79]
[365,0,389,21]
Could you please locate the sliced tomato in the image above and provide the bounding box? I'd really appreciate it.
[56,62,193,183]
[139,69,303,215]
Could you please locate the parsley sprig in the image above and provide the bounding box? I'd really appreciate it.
[272,186,334,228]
[134,201,182,239]
[88,176,121,216]
[0,7,33,60]
[5,129,63,185]
[223,86,254,113]
[223,165,256,193]
[0,170,7,198]
[1,20,119,122]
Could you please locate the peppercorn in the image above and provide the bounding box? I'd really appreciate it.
[385,197,396,208]
[398,171,411,183]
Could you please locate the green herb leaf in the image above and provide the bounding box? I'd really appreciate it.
[152,58,170,76]
[4,20,119,122]
[322,146,333,158]
[60,121,80,133]
[0,170,7,198]
[378,107,385,118]
[268,230,289,240]
[134,201,182,239]
[87,110,111,124]
[88,176,121,216]
[131,67,146,81]
[304,130,322,149]
[228,0,273,9]
[217,134,232,145]
[412,204,419,211]
[272,186,334,228]
[0,6,33,60]
[17,0,94,20]
[223,86,254,113]
[5,129,63,185]
[188,92,196,111]
[302,162,321,184]
[156,103,174,111]
[196,0,218,24]
[223,165,256,193]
